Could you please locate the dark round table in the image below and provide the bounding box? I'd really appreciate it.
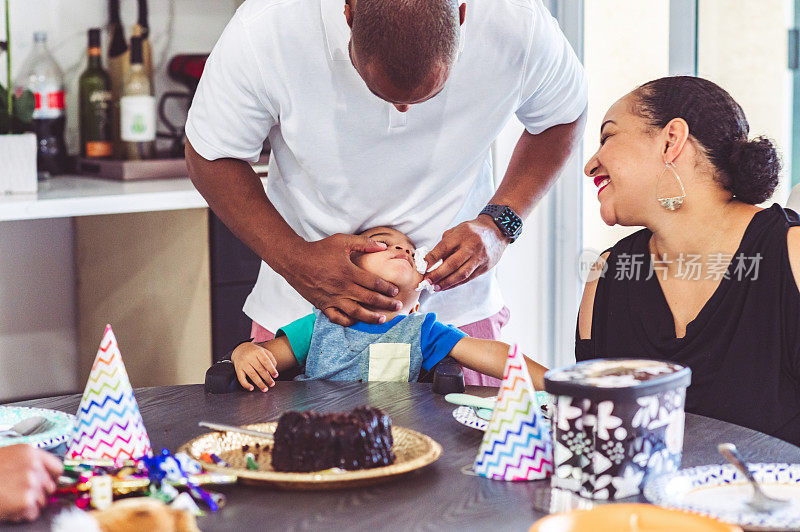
[3,382,800,531]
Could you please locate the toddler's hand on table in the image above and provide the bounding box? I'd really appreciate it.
[231,342,280,392]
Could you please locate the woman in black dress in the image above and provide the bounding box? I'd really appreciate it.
[578,76,800,445]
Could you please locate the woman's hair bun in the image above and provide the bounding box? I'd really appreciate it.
[727,136,781,204]
[633,77,783,205]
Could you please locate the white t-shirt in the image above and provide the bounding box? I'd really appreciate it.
[185,0,587,332]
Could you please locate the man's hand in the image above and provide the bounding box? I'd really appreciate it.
[423,216,509,292]
[0,444,62,522]
[280,234,403,326]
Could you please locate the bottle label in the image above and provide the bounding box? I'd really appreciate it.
[89,90,112,108]
[120,95,156,142]
[33,90,66,119]
[86,141,113,158]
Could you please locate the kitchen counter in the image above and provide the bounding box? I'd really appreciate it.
[0,175,214,221]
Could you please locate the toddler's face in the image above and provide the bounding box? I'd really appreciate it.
[354,227,423,292]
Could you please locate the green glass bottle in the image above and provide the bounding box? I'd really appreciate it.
[79,29,113,158]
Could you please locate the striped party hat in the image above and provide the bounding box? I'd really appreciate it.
[473,344,553,481]
[66,325,152,464]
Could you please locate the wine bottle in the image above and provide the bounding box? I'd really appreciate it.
[79,29,113,158]
[121,37,156,160]
[107,0,128,158]
[132,0,153,84]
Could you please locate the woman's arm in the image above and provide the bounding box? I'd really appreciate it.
[449,337,548,390]
[577,251,610,340]
[788,227,800,291]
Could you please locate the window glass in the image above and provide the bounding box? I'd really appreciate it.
[697,0,793,203]
[582,0,670,253]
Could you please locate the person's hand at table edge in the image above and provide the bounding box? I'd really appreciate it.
[232,336,300,392]
[422,215,510,292]
[0,444,63,523]
[278,234,403,327]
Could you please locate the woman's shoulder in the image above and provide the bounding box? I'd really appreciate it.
[577,251,610,341]
[787,224,800,292]
[577,228,650,341]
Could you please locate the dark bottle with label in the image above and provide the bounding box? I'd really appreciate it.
[14,32,68,177]
[79,29,113,158]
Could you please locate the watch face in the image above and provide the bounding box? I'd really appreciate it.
[499,208,522,235]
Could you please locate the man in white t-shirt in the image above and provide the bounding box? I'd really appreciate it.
[185,0,586,384]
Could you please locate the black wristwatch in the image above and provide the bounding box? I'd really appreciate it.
[480,204,523,242]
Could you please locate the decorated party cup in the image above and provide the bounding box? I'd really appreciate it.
[544,359,691,500]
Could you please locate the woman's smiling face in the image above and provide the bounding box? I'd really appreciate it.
[584,94,667,227]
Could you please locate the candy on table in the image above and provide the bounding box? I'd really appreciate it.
[54,446,228,516]
[149,482,180,504]
[210,453,230,467]
[89,474,113,510]
[174,452,204,475]
[171,491,205,517]
[145,448,223,512]
[75,493,91,510]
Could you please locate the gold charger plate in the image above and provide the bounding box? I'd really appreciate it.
[178,422,442,490]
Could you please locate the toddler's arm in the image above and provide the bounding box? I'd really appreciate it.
[449,338,548,390]
[231,336,299,392]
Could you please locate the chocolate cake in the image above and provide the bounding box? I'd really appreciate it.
[271,406,395,472]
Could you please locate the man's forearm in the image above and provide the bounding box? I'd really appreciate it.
[185,141,305,277]
[490,110,587,218]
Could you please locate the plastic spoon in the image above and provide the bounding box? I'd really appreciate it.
[445,393,496,411]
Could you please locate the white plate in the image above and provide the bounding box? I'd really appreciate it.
[0,406,75,450]
[451,391,552,432]
[452,406,488,431]
[644,463,800,531]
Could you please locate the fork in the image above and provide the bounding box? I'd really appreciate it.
[0,416,52,439]
[717,442,790,513]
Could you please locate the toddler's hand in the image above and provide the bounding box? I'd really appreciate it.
[231,342,280,392]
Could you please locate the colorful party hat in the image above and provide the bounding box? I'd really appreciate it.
[66,325,152,464]
[473,344,553,480]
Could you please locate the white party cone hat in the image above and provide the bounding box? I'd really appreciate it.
[473,344,553,480]
[66,325,152,464]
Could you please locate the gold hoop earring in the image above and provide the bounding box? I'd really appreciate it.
[656,162,686,211]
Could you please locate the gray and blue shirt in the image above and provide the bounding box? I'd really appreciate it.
[277,310,467,382]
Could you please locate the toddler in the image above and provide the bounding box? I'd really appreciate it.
[231,226,548,390]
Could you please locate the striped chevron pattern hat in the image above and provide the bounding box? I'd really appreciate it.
[66,325,152,464]
[473,344,553,481]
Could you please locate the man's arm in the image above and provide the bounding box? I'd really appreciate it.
[185,141,402,326]
[424,111,587,291]
[449,337,548,390]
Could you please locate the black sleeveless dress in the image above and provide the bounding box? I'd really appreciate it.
[576,204,800,445]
